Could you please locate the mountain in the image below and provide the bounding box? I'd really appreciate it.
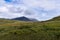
[12,16,38,21]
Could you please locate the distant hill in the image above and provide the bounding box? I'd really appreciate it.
[29,18,38,21]
[12,16,38,21]
[47,16,60,21]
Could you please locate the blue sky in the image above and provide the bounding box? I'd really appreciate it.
[0,0,60,21]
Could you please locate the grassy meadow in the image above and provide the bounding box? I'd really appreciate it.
[0,16,60,40]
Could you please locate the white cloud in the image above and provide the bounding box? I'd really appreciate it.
[23,0,57,10]
[0,6,8,12]
[0,0,60,21]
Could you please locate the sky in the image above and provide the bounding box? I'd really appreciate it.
[0,0,60,21]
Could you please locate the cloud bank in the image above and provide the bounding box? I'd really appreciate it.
[0,0,60,21]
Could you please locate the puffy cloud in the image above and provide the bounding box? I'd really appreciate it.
[0,6,8,12]
[0,0,60,21]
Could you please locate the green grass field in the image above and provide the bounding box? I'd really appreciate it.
[0,16,60,40]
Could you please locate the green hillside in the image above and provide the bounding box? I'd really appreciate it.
[48,16,60,21]
[0,16,60,40]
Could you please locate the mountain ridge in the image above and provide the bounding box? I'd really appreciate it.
[11,16,38,21]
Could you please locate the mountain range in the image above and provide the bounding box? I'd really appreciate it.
[0,16,60,21]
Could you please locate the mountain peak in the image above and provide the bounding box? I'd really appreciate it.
[12,16,31,21]
[12,16,38,21]
[19,16,28,19]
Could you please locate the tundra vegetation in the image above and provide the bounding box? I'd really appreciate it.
[0,16,60,40]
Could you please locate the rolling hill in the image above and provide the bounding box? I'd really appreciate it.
[48,16,60,21]
[0,16,59,40]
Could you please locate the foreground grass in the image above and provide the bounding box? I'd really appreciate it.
[0,19,60,40]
